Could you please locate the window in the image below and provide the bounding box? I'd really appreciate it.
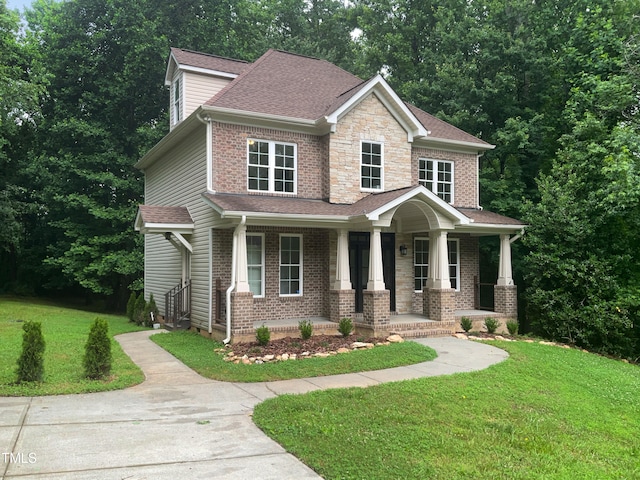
[419,159,454,203]
[361,141,383,190]
[280,235,302,296]
[247,140,297,194]
[173,77,181,124]
[413,237,459,291]
[246,234,264,297]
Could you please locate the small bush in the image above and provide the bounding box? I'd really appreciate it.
[133,293,146,326]
[256,324,270,346]
[83,317,112,380]
[143,293,160,327]
[16,321,46,383]
[484,317,500,334]
[299,319,313,340]
[338,317,353,337]
[506,320,519,335]
[126,292,137,322]
[460,316,473,333]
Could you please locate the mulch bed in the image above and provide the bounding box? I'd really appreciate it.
[226,334,387,357]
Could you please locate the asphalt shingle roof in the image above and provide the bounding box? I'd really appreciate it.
[170,48,249,76]
[138,205,193,225]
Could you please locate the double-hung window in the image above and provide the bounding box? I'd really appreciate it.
[413,237,459,291]
[246,234,264,297]
[361,141,383,190]
[419,159,454,203]
[280,234,302,296]
[247,140,297,194]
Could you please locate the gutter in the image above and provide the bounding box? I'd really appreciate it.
[224,215,246,344]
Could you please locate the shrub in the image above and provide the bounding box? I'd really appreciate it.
[126,292,137,322]
[506,320,519,335]
[16,320,46,383]
[256,324,270,346]
[133,293,146,326]
[338,317,353,337]
[484,317,500,334]
[143,293,160,327]
[83,317,112,380]
[299,319,313,340]
[460,316,473,333]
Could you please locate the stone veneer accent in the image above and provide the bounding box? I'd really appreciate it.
[423,288,456,322]
[329,94,412,204]
[494,285,518,318]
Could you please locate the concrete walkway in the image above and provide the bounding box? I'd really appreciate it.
[1,331,508,480]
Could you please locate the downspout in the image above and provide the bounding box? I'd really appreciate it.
[208,228,213,334]
[196,112,214,193]
[224,215,246,344]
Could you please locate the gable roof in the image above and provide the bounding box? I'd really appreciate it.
[165,48,250,86]
[135,205,194,234]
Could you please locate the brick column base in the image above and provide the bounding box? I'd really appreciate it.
[231,291,254,338]
[494,285,518,318]
[423,288,455,322]
[330,289,355,323]
[360,290,390,338]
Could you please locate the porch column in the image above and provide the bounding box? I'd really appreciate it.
[423,229,455,325]
[428,230,451,289]
[497,234,514,286]
[234,222,251,293]
[367,227,386,291]
[334,229,351,290]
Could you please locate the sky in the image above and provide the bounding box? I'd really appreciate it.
[7,0,32,12]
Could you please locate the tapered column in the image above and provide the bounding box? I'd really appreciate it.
[234,222,251,293]
[497,234,514,286]
[428,230,451,289]
[367,227,386,291]
[334,229,351,290]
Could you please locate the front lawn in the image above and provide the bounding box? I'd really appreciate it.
[253,341,640,479]
[151,330,436,382]
[0,297,146,396]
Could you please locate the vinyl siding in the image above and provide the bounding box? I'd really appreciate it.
[183,72,232,120]
[143,125,216,329]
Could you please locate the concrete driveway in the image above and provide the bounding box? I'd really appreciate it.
[1,331,508,479]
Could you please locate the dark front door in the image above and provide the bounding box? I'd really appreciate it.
[349,232,396,313]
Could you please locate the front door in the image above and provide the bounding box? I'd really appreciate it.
[349,232,396,313]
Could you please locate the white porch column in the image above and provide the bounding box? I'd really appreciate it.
[334,229,352,290]
[497,234,514,286]
[367,227,386,291]
[428,230,451,289]
[234,222,251,293]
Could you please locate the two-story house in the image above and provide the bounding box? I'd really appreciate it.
[135,48,524,343]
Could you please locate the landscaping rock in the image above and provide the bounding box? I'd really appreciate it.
[387,334,404,343]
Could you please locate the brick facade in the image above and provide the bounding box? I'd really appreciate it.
[330,289,355,323]
[494,285,518,319]
[423,288,456,322]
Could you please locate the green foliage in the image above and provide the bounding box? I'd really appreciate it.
[298,319,313,340]
[126,291,137,322]
[460,316,472,333]
[83,317,112,380]
[506,320,519,336]
[484,317,500,334]
[142,293,159,327]
[16,320,46,383]
[133,293,146,326]
[338,317,353,337]
[256,324,271,346]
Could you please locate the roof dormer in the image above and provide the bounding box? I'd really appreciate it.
[165,48,249,130]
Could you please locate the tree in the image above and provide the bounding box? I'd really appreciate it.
[16,320,46,383]
[83,317,112,379]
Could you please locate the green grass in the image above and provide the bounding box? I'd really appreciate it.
[253,341,640,480]
[151,330,437,382]
[0,297,146,396]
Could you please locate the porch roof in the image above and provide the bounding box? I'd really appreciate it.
[201,187,525,233]
[135,205,194,234]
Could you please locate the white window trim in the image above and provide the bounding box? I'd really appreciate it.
[413,237,460,292]
[172,74,182,125]
[419,158,454,204]
[247,139,298,195]
[360,140,384,192]
[414,237,429,292]
[279,234,303,297]
[246,233,265,298]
